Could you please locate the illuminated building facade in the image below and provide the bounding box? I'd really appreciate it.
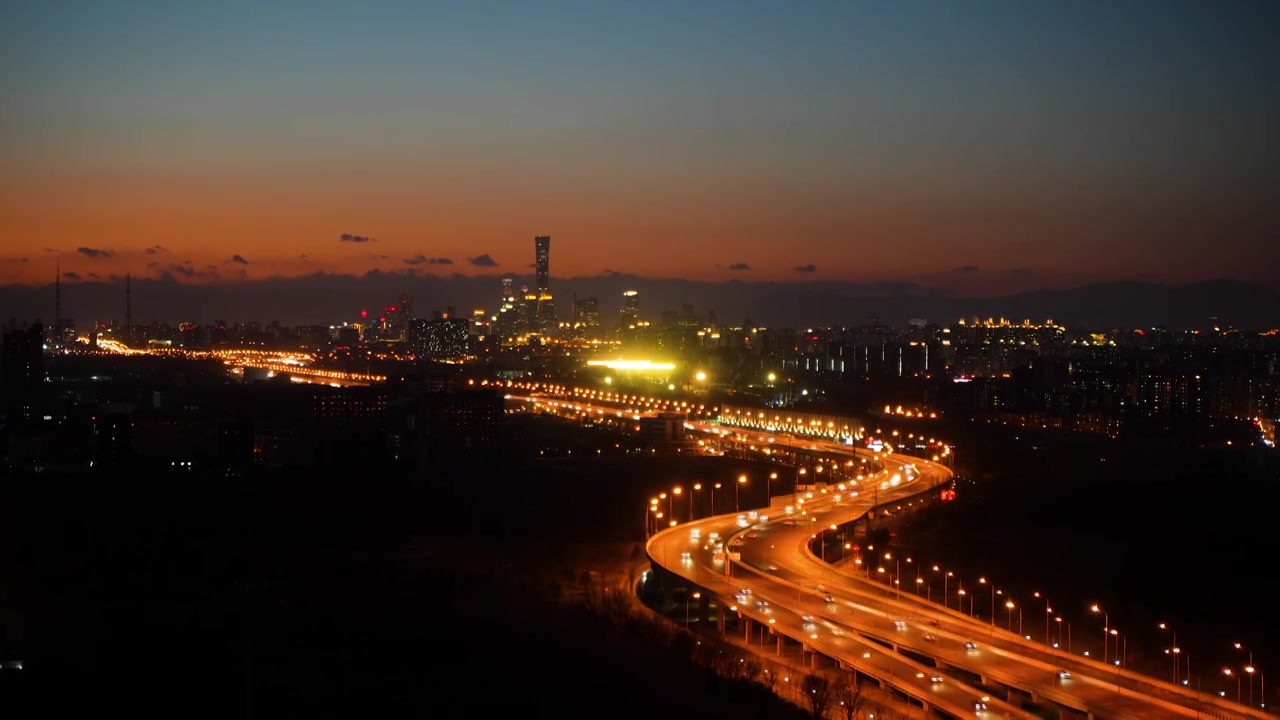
[620,290,640,326]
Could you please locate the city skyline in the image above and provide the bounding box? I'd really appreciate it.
[3,2,1278,292]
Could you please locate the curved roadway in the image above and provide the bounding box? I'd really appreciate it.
[517,393,1264,719]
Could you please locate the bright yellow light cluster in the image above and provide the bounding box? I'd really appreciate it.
[586,359,676,371]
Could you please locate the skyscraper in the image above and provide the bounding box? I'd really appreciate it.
[532,235,555,334]
[534,235,550,293]
[620,290,640,326]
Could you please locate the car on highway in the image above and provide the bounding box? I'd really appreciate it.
[964,641,978,651]
[680,551,691,561]
[893,620,908,630]
[973,699,988,712]
[800,614,816,628]
[922,633,936,642]
[1057,669,1072,679]
[757,600,771,611]
[930,675,944,684]
[823,594,836,604]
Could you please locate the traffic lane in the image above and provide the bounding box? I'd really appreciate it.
[735,598,1029,719]
[740,514,1217,719]
[737,548,1191,720]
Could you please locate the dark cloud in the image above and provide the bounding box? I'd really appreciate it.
[157,271,177,282]
[404,255,453,266]
[298,254,309,259]
[339,233,375,243]
[728,263,751,271]
[468,254,499,267]
[144,245,168,255]
[1011,268,1032,275]
[146,261,161,268]
[450,272,468,281]
[230,254,250,265]
[44,248,59,253]
[170,264,197,278]
[63,271,82,281]
[88,272,101,280]
[108,274,123,282]
[793,264,817,273]
[77,247,113,258]
[951,265,980,273]
[369,254,391,261]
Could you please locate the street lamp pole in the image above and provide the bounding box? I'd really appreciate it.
[1226,669,1241,704]
[1091,604,1109,665]
[736,474,747,512]
[1235,644,1255,707]
[980,577,993,627]
[1158,624,1178,684]
[1034,592,1051,646]
[691,483,700,519]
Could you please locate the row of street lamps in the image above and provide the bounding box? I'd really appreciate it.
[841,550,1267,708]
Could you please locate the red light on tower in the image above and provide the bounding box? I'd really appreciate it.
[940,488,957,502]
[378,316,386,323]
[360,306,368,320]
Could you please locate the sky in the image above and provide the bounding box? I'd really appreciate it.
[1,0,1277,297]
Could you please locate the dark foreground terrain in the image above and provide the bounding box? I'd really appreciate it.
[0,420,800,719]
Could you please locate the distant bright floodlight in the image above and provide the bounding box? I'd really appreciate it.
[586,359,676,371]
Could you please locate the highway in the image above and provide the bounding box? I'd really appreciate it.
[643,437,1265,720]
[508,391,1266,720]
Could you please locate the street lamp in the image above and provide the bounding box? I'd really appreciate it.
[936,567,954,610]
[1225,668,1241,704]
[768,471,778,502]
[1005,600,1016,631]
[1235,643,1256,707]
[979,577,993,627]
[672,486,682,522]
[736,474,747,511]
[691,483,701,518]
[1034,591,1051,646]
[1158,623,1179,684]
[1091,604,1109,665]
[712,482,722,514]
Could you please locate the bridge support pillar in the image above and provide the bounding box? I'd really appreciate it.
[777,636,784,655]
[1006,690,1021,707]
[698,594,710,624]
[717,611,726,634]
[935,659,947,670]
[743,618,752,641]
[879,678,888,690]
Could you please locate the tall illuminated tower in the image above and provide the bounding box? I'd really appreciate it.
[534,235,550,293]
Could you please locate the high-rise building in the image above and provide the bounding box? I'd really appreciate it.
[495,277,518,340]
[410,317,469,360]
[534,235,551,293]
[620,290,640,326]
[2,322,45,431]
[533,236,556,335]
[572,296,600,341]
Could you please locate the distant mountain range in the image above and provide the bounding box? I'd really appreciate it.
[2,274,1276,331]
